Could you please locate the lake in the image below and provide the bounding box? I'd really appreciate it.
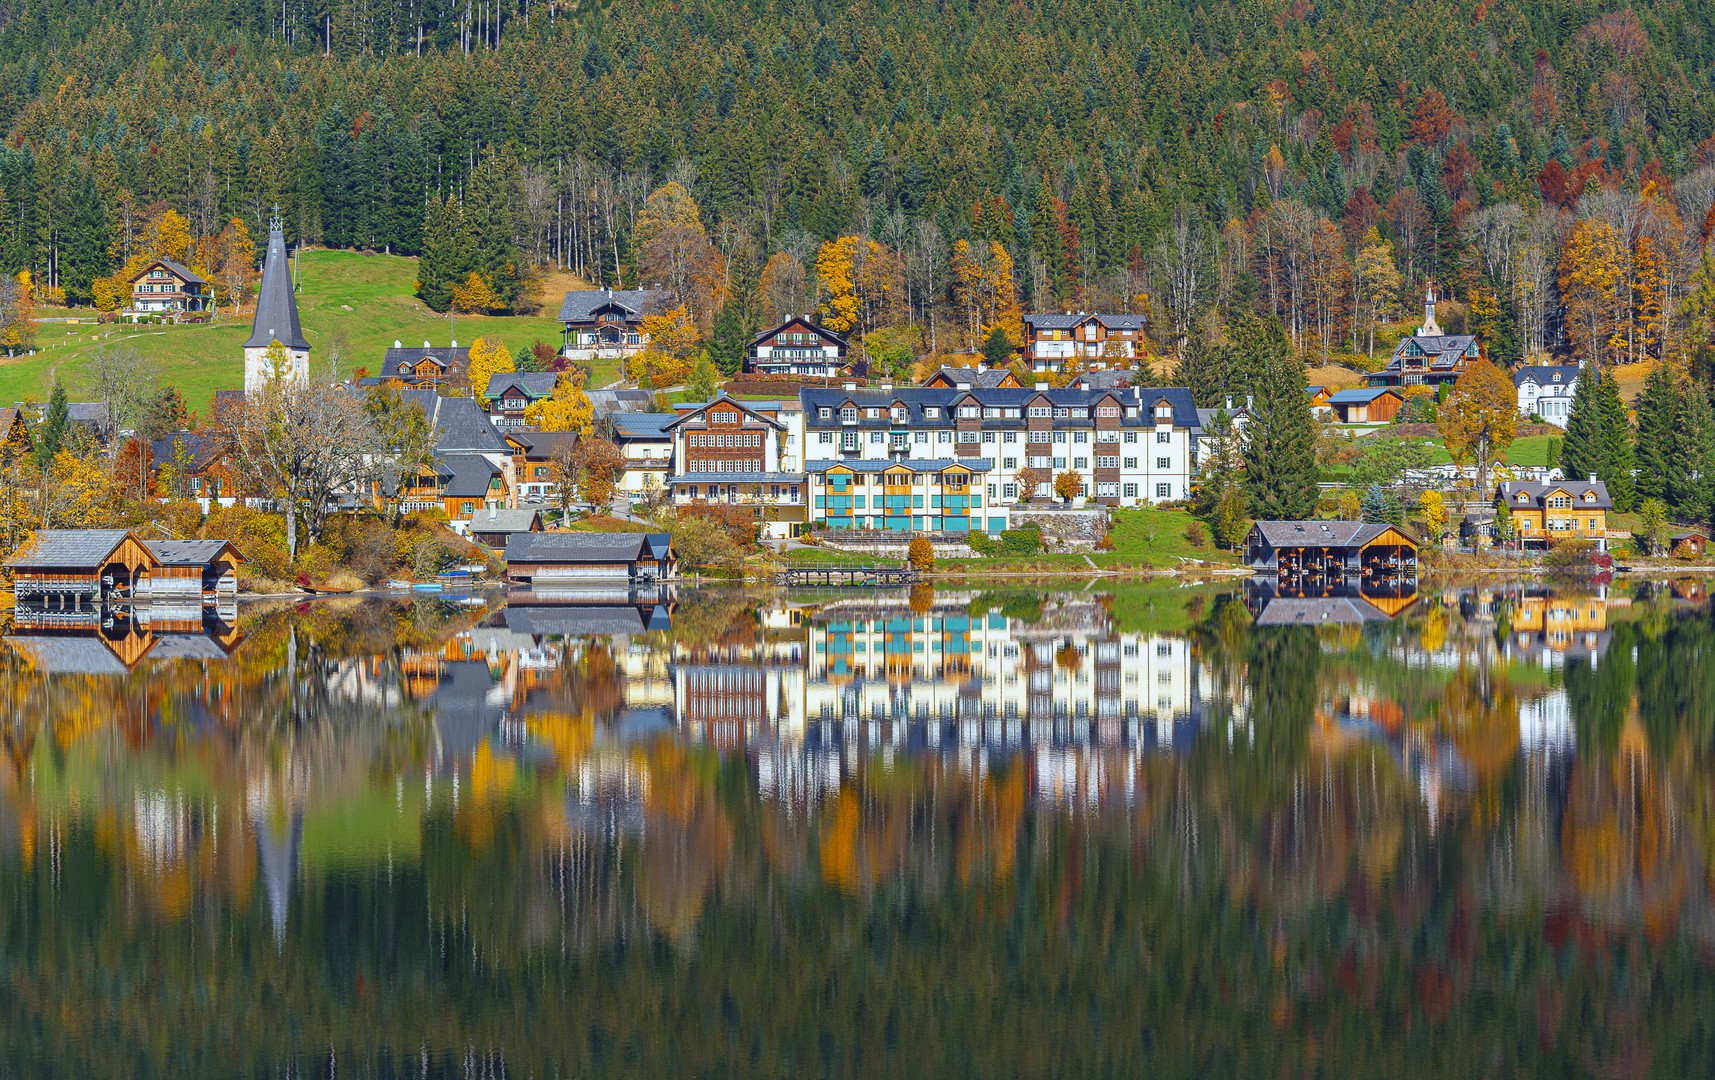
[2,578,1713,1077]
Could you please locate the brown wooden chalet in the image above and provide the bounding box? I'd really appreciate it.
[559,288,671,360]
[129,258,210,315]
[137,540,245,600]
[5,529,247,603]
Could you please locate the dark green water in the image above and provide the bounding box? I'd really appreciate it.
[2,580,1714,1077]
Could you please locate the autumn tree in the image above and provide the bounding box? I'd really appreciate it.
[1437,358,1518,497]
[759,252,810,325]
[1015,465,1049,503]
[816,236,904,341]
[1350,228,1401,356]
[1558,219,1629,366]
[573,438,626,509]
[523,372,595,435]
[907,535,934,570]
[465,336,515,401]
[365,384,437,526]
[1054,469,1084,503]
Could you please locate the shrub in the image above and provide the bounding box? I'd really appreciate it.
[966,531,997,556]
[907,535,934,570]
[1544,537,1598,579]
[1095,533,1116,551]
[1183,520,1206,548]
[1673,539,1701,561]
[998,526,1042,556]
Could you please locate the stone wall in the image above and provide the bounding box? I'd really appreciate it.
[1010,509,1109,548]
[814,536,977,559]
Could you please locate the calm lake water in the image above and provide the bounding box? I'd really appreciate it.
[3,579,1715,1077]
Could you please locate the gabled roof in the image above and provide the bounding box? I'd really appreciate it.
[149,431,227,471]
[1071,369,1134,391]
[4,529,137,568]
[483,371,559,402]
[750,316,850,349]
[383,345,470,377]
[439,454,504,498]
[1248,521,1415,548]
[129,257,209,286]
[507,431,580,456]
[1496,479,1613,510]
[799,385,1201,429]
[664,392,786,431]
[505,531,673,564]
[400,390,509,453]
[1513,365,1582,386]
[1024,311,1149,330]
[1384,334,1478,371]
[466,508,542,534]
[3,635,134,675]
[557,288,671,323]
[243,227,310,351]
[145,539,245,567]
[587,388,658,417]
[1325,387,1402,404]
[927,366,1016,388]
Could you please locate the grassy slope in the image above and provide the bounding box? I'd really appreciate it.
[0,252,593,414]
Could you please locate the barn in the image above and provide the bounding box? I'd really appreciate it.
[504,532,676,584]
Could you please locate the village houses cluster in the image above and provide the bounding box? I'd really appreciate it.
[27,236,1620,557]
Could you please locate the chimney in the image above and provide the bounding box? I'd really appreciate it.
[956,381,972,391]
[976,362,988,373]
[1588,473,1596,484]
[880,381,892,391]
[450,339,458,348]
[1246,395,1253,411]
[1035,382,1048,391]
[393,339,402,348]
[843,382,857,391]
[423,340,431,348]
[1224,395,1232,411]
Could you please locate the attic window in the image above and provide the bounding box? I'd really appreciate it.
[819,407,831,419]
[841,406,856,422]
[1584,492,1595,503]
[924,407,940,419]
[1518,493,1528,502]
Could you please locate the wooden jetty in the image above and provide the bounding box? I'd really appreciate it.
[774,564,918,587]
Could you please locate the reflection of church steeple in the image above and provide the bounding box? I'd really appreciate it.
[242,205,311,393]
[254,808,303,952]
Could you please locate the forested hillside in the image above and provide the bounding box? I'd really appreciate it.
[0,0,1713,374]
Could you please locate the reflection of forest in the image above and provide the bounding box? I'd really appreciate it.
[0,584,1713,1076]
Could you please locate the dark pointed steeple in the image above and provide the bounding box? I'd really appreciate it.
[244,207,309,351]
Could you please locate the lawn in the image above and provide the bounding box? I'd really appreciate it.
[1093,507,1242,568]
[1502,434,1558,468]
[0,251,597,415]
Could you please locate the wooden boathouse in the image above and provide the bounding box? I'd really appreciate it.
[504,531,676,585]
[5,529,247,603]
[1244,521,1418,580]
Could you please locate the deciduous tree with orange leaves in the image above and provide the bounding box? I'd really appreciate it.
[1437,358,1518,497]
[1557,219,1629,366]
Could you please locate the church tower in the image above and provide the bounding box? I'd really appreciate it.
[243,209,311,393]
[1417,286,1443,338]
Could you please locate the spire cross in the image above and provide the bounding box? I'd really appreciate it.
[269,203,283,233]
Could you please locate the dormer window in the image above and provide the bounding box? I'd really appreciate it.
[819,407,832,419]
[1154,404,1173,422]
[924,407,940,419]
[1028,405,1051,418]
[1583,492,1596,503]
[865,408,881,419]
[841,406,856,422]
[958,405,979,418]
[1518,493,1529,503]
[891,407,906,422]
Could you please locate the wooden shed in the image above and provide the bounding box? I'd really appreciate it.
[1669,531,1709,558]
[140,540,245,599]
[1325,387,1404,424]
[5,529,158,601]
[504,531,675,584]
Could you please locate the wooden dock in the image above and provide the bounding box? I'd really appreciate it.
[774,565,918,587]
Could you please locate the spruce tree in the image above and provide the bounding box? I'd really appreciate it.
[1671,382,1715,526]
[1174,340,1225,407]
[706,302,748,376]
[34,383,68,468]
[1361,482,1391,523]
[1560,364,1605,481]
[1239,315,1318,520]
[1632,361,1678,503]
[1599,369,1636,512]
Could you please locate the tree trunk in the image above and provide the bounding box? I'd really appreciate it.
[285,489,298,562]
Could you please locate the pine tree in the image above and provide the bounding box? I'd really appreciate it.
[1174,340,1226,407]
[1599,369,1636,512]
[1239,315,1318,520]
[1632,361,1678,503]
[1361,482,1391,523]
[706,302,748,376]
[1560,363,1606,482]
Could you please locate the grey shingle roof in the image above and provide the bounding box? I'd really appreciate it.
[508,431,580,456]
[1248,521,1410,548]
[243,227,310,350]
[557,289,671,323]
[1072,369,1135,390]
[588,388,659,416]
[401,390,509,453]
[66,403,107,427]
[1513,365,1581,386]
[483,371,559,401]
[149,432,225,471]
[383,346,470,377]
[1496,479,1613,510]
[466,508,542,534]
[145,634,237,660]
[504,605,650,636]
[5,529,135,569]
[1253,596,1393,625]
[145,540,241,567]
[799,385,1202,430]
[505,531,671,563]
[932,366,1014,388]
[1024,311,1148,330]
[3,635,132,674]
[132,257,208,286]
[439,454,503,499]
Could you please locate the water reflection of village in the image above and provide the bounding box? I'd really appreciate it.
[4,578,1715,1023]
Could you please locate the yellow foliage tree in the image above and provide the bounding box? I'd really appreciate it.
[523,373,594,435]
[635,182,703,255]
[142,208,192,265]
[1557,219,1628,366]
[950,239,1022,351]
[2,271,36,348]
[1420,489,1448,542]
[625,305,701,386]
[815,236,903,338]
[450,272,504,313]
[466,336,515,400]
[1437,358,1519,497]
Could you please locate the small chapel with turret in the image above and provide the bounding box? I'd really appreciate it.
[243,210,311,393]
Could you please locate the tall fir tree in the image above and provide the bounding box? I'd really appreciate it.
[1671,381,1715,526]
[1239,315,1318,520]
[1632,361,1678,504]
[34,382,67,468]
[1599,370,1636,512]
[706,301,748,376]
[1560,364,1606,483]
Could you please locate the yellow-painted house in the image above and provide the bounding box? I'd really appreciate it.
[1495,479,1611,551]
